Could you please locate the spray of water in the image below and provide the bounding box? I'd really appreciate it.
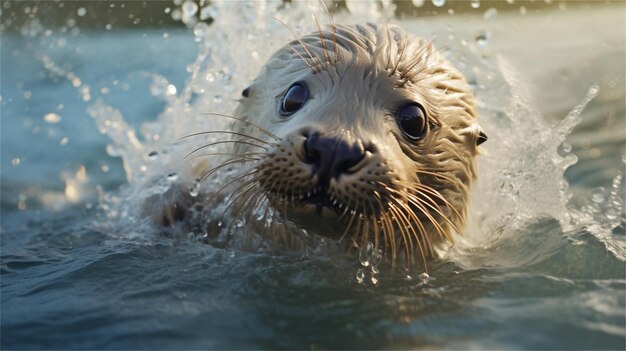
[30,0,624,269]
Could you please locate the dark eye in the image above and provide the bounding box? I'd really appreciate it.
[397,103,428,141]
[279,82,309,117]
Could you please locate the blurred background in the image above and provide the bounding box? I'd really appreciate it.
[1,0,617,31]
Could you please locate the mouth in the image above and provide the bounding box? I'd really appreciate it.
[296,191,342,215]
[278,188,350,240]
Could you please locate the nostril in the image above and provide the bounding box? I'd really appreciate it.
[335,143,365,171]
[364,142,377,154]
[303,132,321,164]
[302,133,367,184]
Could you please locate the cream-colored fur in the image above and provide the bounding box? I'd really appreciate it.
[229,24,484,261]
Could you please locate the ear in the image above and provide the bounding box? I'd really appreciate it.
[477,130,488,146]
[459,124,487,147]
[241,86,251,98]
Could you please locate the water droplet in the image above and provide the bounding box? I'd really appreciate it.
[431,0,445,7]
[217,220,223,227]
[182,1,198,17]
[200,6,213,20]
[150,76,168,96]
[591,188,606,204]
[43,113,61,124]
[171,8,182,21]
[60,137,69,145]
[11,158,20,166]
[167,172,179,181]
[506,0,515,3]
[483,7,497,20]
[370,276,378,284]
[371,248,382,266]
[166,84,177,97]
[148,151,159,160]
[77,7,86,16]
[412,0,425,7]
[560,142,572,153]
[418,272,430,284]
[359,242,373,267]
[235,220,244,228]
[519,6,527,15]
[470,0,480,9]
[356,269,365,284]
[605,208,619,220]
[164,7,171,14]
[189,181,200,197]
[193,22,209,40]
[475,31,489,47]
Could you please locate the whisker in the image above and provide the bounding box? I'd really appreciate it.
[178,130,273,147]
[199,158,256,182]
[273,17,320,72]
[409,188,461,234]
[220,182,258,218]
[379,209,397,262]
[385,185,450,244]
[313,13,330,64]
[186,140,268,159]
[338,208,358,243]
[386,203,411,263]
[388,194,433,259]
[201,112,280,141]
[399,41,433,81]
[412,183,464,224]
[189,151,262,162]
[369,193,392,258]
[318,0,338,63]
[394,179,464,225]
[213,171,261,198]
[391,31,408,76]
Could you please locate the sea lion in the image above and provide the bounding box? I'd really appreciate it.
[153,23,487,264]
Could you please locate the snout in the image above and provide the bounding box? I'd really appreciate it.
[300,130,376,187]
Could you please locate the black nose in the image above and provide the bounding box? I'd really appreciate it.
[303,132,366,185]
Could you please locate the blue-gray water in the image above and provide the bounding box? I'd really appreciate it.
[1,2,625,349]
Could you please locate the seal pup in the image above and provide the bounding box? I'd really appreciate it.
[157,23,487,265]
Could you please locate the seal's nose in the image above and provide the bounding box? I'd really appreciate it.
[303,132,366,184]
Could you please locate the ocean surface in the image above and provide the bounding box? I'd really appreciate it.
[1,1,625,349]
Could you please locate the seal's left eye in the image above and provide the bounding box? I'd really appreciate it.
[397,103,428,141]
[280,82,309,117]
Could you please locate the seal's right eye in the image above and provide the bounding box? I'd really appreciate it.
[279,82,309,117]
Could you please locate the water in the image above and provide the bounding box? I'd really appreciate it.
[2,1,625,349]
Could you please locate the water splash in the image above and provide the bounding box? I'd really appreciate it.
[24,0,624,271]
[446,57,625,267]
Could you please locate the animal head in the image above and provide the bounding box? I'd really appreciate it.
[230,23,486,262]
